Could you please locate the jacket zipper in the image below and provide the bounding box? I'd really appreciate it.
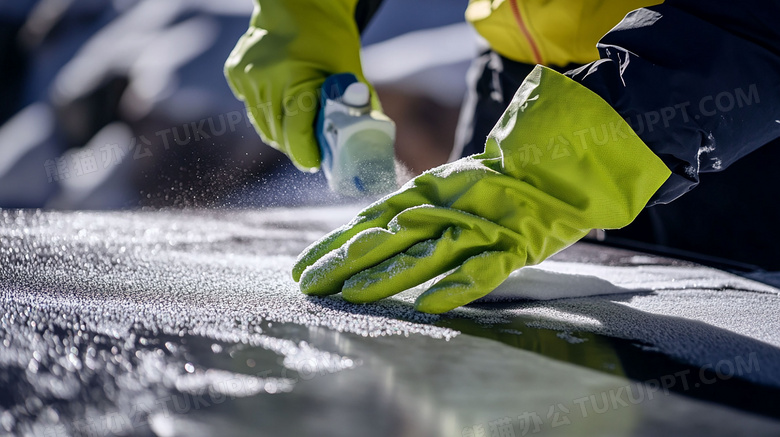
[509,0,543,65]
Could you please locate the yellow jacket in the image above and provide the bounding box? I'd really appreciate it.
[466,0,662,67]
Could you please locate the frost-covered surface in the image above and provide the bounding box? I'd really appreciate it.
[482,260,780,301]
[471,259,780,388]
[1,207,779,436]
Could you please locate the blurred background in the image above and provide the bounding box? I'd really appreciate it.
[6,0,777,273]
[0,0,474,210]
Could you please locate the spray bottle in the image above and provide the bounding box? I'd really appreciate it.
[316,73,397,197]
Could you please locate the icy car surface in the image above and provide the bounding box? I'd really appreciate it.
[1,207,779,436]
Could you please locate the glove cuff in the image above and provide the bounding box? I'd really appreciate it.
[484,65,671,229]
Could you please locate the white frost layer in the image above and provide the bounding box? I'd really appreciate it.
[479,260,780,302]
[465,258,780,387]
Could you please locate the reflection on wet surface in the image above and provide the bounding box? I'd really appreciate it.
[439,314,780,421]
[1,208,779,436]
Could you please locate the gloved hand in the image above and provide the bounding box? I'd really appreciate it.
[293,66,671,313]
[224,0,380,171]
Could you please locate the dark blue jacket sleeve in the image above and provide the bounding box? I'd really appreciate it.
[355,0,384,32]
[566,0,780,205]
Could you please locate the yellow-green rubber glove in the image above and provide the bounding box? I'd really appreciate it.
[292,66,671,313]
[224,0,379,171]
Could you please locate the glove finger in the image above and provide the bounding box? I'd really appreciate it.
[292,205,395,282]
[298,219,440,296]
[414,251,525,314]
[282,82,322,171]
[341,208,524,304]
[298,205,473,294]
[341,226,491,304]
[292,188,433,281]
[302,205,520,299]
